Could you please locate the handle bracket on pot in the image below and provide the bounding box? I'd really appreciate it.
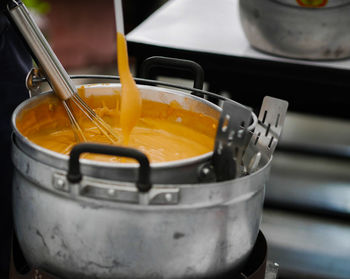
[26,67,47,98]
[67,143,152,193]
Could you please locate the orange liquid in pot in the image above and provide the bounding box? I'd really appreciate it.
[16,90,217,163]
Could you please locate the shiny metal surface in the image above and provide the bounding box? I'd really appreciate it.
[26,68,46,98]
[11,81,284,278]
[267,112,350,214]
[267,152,350,214]
[239,0,350,60]
[12,138,270,278]
[263,112,350,278]
[212,101,252,180]
[8,1,75,100]
[242,97,288,176]
[265,262,279,279]
[262,209,350,279]
[250,96,288,158]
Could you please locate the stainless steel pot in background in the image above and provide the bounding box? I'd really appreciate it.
[239,0,350,60]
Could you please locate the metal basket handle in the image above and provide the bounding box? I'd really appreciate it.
[140,56,205,92]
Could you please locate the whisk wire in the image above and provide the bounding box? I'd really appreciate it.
[63,101,87,142]
[69,94,120,144]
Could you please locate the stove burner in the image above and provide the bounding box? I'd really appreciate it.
[9,231,273,279]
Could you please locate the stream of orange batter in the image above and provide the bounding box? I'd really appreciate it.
[117,32,141,144]
[16,92,217,163]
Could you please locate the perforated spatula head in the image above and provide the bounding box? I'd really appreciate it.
[212,100,252,181]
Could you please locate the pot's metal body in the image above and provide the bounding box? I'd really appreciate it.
[11,83,274,278]
[239,0,350,60]
[12,141,270,279]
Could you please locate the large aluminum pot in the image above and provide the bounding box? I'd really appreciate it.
[11,81,273,278]
[239,0,350,60]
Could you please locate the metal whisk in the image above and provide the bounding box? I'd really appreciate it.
[7,0,119,143]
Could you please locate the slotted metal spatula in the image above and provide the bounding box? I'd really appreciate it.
[212,100,252,181]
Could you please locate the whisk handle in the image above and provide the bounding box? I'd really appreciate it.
[7,0,76,100]
[67,143,152,193]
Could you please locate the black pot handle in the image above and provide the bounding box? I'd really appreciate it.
[140,56,204,91]
[67,143,152,193]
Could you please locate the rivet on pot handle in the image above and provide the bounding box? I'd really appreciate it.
[67,143,152,193]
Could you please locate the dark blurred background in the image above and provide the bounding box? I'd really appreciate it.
[24,0,168,73]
